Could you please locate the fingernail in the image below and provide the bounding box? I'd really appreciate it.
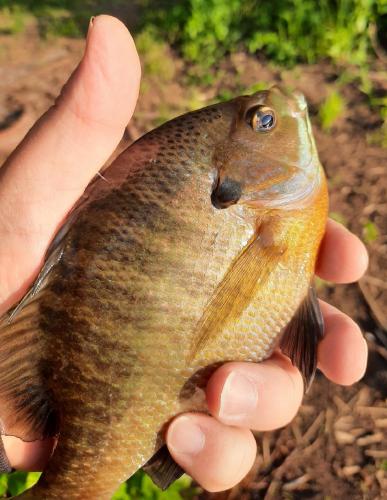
[86,16,95,40]
[219,372,258,421]
[168,416,205,457]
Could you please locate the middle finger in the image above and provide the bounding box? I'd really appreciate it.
[206,302,367,431]
[206,352,303,431]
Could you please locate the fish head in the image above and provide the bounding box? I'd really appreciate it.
[211,86,322,210]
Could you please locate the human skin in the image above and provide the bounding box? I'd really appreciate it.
[0,15,368,492]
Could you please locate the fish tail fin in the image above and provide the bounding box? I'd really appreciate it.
[142,445,185,490]
[280,284,324,391]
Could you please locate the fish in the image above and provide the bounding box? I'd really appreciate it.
[0,86,328,499]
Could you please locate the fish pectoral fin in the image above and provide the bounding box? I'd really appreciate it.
[142,445,185,490]
[280,284,324,391]
[189,227,287,361]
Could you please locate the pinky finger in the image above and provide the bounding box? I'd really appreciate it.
[318,301,368,385]
[166,413,256,492]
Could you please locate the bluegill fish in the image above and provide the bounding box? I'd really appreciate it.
[0,87,328,498]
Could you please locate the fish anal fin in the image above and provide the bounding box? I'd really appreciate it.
[190,223,287,361]
[280,284,324,391]
[142,445,185,490]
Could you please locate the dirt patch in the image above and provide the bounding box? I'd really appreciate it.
[0,31,386,499]
[0,30,83,160]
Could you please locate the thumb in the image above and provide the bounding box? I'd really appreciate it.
[0,15,141,311]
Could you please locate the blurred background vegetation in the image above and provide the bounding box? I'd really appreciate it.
[0,0,386,66]
[0,0,386,498]
[0,0,385,127]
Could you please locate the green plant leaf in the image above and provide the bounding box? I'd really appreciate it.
[7,472,30,496]
[0,473,8,496]
[112,481,130,500]
[319,92,346,131]
[362,220,379,243]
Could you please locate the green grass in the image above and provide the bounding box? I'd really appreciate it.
[215,88,235,102]
[0,1,119,37]
[318,91,346,131]
[367,121,387,148]
[362,220,379,243]
[0,1,386,69]
[0,471,40,497]
[0,469,196,498]
[367,94,387,147]
[140,0,387,67]
[113,471,196,499]
[0,5,33,34]
[246,82,271,94]
[0,3,85,37]
[135,28,176,81]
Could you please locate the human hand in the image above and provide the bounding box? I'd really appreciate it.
[0,15,368,492]
[166,219,368,491]
[0,15,140,469]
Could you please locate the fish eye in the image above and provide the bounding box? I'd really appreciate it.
[249,106,276,132]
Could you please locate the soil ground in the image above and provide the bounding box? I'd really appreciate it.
[0,28,386,499]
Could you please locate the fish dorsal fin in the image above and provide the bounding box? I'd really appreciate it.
[189,220,287,361]
[280,284,324,390]
[142,445,185,490]
[6,242,64,323]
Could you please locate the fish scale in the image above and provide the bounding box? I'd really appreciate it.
[0,88,328,498]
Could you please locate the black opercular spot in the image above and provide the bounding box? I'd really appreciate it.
[211,177,242,209]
